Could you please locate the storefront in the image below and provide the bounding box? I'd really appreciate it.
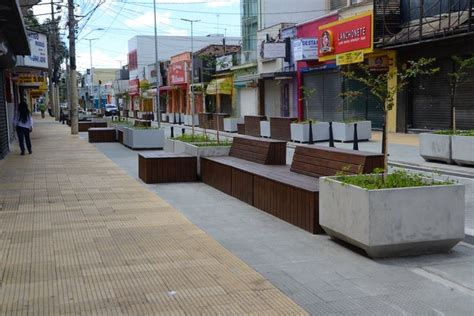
[304,11,391,130]
[168,53,190,115]
[233,64,260,117]
[206,75,233,114]
[128,78,140,117]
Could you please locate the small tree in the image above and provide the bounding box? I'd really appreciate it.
[342,58,439,179]
[448,55,474,133]
[300,86,316,121]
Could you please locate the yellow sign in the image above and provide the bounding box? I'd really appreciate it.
[336,50,364,66]
[15,74,46,84]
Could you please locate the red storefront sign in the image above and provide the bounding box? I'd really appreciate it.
[129,78,139,95]
[169,61,187,85]
[318,12,372,61]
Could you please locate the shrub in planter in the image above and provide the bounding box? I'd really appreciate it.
[260,121,270,138]
[320,170,464,258]
[419,132,453,164]
[171,134,232,175]
[127,127,165,149]
[451,130,474,166]
[224,117,244,132]
[332,120,371,142]
[291,120,330,142]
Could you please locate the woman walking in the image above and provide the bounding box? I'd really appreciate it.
[14,101,33,155]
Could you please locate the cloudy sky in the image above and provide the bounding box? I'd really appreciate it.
[33,0,241,72]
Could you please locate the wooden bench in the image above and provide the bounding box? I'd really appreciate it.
[78,121,107,132]
[201,142,384,234]
[244,115,267,137]
[237,123,245,134]
[138,152,197,184]
[134,119,151,127]
[88,127,116,143]
[270,117,298,141]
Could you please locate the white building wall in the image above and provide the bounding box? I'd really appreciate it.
[128,35,241,82]
[260,0,329,29]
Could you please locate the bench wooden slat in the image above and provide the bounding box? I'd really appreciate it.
[244,115,266,137]
[229,136,286,165]
[292,154,363,175]
[138,152,196,183]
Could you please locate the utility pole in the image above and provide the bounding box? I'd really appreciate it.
[68,0,78,134]
[182,18,199,136]
[49,0,57,120]
[86,38,99,111]
[153,0,161,128]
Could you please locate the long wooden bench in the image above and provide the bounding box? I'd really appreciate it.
[201,140,384,233]
[78,121,107,132]
[138,152,197,184]
[88,127,116,143]
[244,115,267,137]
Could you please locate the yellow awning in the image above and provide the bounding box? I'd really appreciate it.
[206,78,232,95]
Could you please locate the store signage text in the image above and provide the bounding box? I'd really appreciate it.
[318,12,372,61]
[294,38,318,61]
[169,61,187,85]
[336,50,364,66]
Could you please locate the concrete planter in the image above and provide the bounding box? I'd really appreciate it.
[419,133,453,164]
[122,127,131,147]
[260,121,271,138]
[170,140,230,175]
[168,113,177,124]
[452,135,474,166]
[291,122,330,143]
[224,118,244,132]
[319,177,465,258]
[164,138,175,152]
[184,114,199,126]
[127,128,165,149]
[333,121,371,142]
[161,113,168,122]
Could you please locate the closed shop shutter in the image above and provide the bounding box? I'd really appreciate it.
[304,70,344,122]
[239,88,258,117]
[453,66,474,130]
[411,59,451,130]
[0,71,8,159]
[343,77,384,128]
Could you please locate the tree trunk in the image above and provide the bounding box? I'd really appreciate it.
[382,110,388,181]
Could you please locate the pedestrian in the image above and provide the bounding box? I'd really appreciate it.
[14,101,33,155]
[39,102,46,118]
[60,108,65,124]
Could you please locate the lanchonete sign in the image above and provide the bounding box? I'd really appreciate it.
[318,12,372,62]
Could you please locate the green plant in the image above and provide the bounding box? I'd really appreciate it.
[341,58,439,180]
[300,86,316,120]
[335,169,454,190]
[173,134,212,142]
[448,55,474,133]
[435,129,474,136]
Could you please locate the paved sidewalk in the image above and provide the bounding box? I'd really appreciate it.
[93,135,474,316]
[0,118,305,315]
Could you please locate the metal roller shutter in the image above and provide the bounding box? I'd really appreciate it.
[453,66,474,130]
[411,59,451,130]
[0,71,8,159]
[304,70,343,122]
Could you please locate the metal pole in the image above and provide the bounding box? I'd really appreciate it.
[181,18,200,136]
[89,39,93,112]
[68,0,78,134]
[153,0,161,128]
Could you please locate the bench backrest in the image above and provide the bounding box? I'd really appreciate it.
[229,136,287,165]
[290,145,384,178]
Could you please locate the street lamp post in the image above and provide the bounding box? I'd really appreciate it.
[85,37,98,111]
[181,18,200,136]
[153,0,161,128]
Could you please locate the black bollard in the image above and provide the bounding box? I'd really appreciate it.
[178,113,182,125]
[382,123,386,155]
[329,122,335,148]
[182,127,185,135]
[170,126,174,138]
[353,123,359,151]
[308,120,314,144]
[173,112,177,124]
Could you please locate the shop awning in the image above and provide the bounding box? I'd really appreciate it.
[206,78,232,95]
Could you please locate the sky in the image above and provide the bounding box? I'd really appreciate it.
[33,0,242,72]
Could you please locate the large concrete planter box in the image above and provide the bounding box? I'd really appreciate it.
[419,133,453,164]
[319,177,465,258]
[224,118,243,132]
[169,139,230,175]
[260,121,271,138]
[452,135,474,166]
[183,114,199,126]
[291,122,330,143]
[333,121,371,142]
[123,127,131,147]
[127,128,165,149]
[161,113,168,122]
